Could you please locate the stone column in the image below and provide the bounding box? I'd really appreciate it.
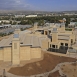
[12,34,20,65]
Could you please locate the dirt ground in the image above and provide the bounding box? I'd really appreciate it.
[9,53,77,76]
[48,71,60,77]
[61,63,77,77]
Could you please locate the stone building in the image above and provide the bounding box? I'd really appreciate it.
[0,29,45,65]
[0,23,76,65]
[35,23,75,53]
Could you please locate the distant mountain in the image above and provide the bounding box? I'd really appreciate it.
[0,10,77,15]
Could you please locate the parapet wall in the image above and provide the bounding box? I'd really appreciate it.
[20,46,42,61]
[0,49,3,61]
[0,47,12,62]
[20,46,31,61]
[3,47,12,62]
[0,46,42,63]
[31,47,41,59]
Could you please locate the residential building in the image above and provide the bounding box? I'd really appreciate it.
[26,15,37,18]
[15,15,25,18]
[68,22,77,27]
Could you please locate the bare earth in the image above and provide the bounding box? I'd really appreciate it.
[48,71,60,77]
[61,63,77,77]
[9,53,77,76]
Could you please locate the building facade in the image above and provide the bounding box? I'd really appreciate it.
[35,23,75,53]
[0,29,43,65]
[0,23,76,65]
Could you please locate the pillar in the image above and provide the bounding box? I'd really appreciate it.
[12,34,20,65]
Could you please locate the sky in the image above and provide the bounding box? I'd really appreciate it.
[0,0,77,11]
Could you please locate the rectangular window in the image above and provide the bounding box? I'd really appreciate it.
[51,38,52,42]
[50,44,51,48]
[56,45,58,48]
[71,39,73,44]
[61,43,64,46]
[65,43,68,46]
[45,31,47,35]
[49,31,51,34]
[52,45,55,48]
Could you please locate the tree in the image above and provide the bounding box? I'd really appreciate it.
[38,20,44,26]
[27,20,33,25]
[10,21,12,24]
[20,20,26,25]
[65,18,70,27]
[12,21,17,25]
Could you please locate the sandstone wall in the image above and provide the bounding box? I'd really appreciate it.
[41,40,49,50]
[12,40,20,65]
[20,46,31,61]
[0,46,42,64]
[3,47,11,62]
[31,47,41,59]
[0,49,3,61]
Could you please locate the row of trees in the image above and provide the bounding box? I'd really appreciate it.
[0,15,77,27]
[15,15,76,27]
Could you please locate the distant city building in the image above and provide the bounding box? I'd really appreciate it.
[68,22,77,27]
[1,20,10,23]
[15,15,25,18]
[63,18,66,22]
[59,18,66,23]
[26,15,37,18]
[64,13,77,16]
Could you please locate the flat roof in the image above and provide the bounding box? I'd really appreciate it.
[0,30,47,48]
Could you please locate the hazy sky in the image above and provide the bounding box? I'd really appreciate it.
[0,0,77,11]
